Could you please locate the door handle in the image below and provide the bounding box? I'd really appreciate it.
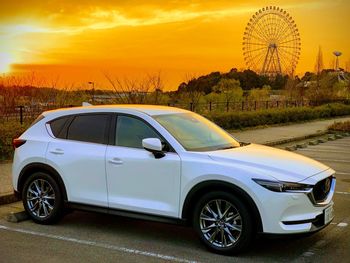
[49,149,64,155]
[108,158,123,165]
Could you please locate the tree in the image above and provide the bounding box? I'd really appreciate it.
[235,70,261,90]
[213,78,243,103]
[314,46,324,74]
[270,74,288,90]
[104,73,157,104]
[301,71,316,82]
[248,85,271,101]
[178,74,204,110]
[284,76,304,100]
[178,72,221,94]
[314,46,324,91]
[305,72,338,102]
[148,72,165,104]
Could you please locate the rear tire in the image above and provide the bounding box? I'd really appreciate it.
[193,191,254,254]
[22,172,64,224]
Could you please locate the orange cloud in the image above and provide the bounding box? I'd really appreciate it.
[0,0,349,90]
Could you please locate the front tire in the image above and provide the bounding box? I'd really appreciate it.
[22,172,64,224]
[193,191,254,254]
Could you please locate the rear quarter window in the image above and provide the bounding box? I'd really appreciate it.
[49,116,71,138]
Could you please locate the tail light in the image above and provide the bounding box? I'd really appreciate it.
[13,138,26,149]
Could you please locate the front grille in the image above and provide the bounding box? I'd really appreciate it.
[312,176,333,203]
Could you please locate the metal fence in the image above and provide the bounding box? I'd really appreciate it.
[170,100,311,112]
[0,105,61,124]
[1,99,349,125]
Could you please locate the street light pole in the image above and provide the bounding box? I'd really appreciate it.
[88,81,95,103]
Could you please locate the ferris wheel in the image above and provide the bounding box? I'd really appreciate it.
[243,6,301,76]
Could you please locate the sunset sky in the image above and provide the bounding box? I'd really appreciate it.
[0,0,349,90]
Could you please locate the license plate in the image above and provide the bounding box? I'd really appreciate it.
[324,205,334,225]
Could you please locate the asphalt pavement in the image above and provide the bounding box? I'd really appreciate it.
[230,116,350,145]
[0,135,349,262]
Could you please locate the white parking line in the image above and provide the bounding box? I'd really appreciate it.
[297,219,349,261]
[312,158,350,163]
[0,225,198,263]
[298,149,350,154]
[336,191,350,195]
[337,222,348,227]
[336,172,350,175]
[330,222,349,227]
[323,144,350,148]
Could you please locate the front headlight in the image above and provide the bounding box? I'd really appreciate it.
[252,179,313,193]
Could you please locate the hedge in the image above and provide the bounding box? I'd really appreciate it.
[1,103,350,160]
[204,103,350,130]
[0,121,28,160]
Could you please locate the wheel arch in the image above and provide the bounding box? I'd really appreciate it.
[181,180,263,232]
[18,162,68,201]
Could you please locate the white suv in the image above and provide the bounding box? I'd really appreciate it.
[12,105,335,254]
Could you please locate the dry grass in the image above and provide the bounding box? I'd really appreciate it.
[328,121,350,132]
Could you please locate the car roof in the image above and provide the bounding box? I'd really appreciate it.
[42,104,189,118]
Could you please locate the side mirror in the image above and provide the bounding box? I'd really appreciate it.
[142,138,165,159]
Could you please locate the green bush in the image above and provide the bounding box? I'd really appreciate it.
[205,103,350,130]
[0,121,29,160]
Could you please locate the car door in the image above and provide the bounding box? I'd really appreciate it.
[105,114,181,218]
[46,113,111,207]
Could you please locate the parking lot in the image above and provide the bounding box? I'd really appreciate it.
[0,137,349,263]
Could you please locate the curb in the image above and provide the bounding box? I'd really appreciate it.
[262,131,328,146]
[6,211,28,223]
[284,131,350,151]
[0,192,20,206]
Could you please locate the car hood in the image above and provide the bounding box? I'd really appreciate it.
[208,143,329,182]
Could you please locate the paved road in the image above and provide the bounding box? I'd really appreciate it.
[0,138,349,262]
[231,116,350,145]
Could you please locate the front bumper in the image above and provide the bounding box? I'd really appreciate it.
[254,170,335,234]
[278,201,334,233]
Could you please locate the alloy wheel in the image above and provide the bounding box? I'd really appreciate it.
[26,179,56,218]
[199,199,242,248]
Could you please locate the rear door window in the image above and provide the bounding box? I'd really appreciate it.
[67,114,109,144]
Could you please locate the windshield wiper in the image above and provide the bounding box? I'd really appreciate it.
[239,142,251,147]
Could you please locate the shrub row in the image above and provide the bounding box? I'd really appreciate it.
[204,103,350,130]
[0,121,28,160]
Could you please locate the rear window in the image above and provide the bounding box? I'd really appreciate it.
[67,114,109,144]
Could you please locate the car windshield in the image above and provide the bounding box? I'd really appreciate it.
[153,112,240,152]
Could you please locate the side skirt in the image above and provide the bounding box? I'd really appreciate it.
[67,202,188,226]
